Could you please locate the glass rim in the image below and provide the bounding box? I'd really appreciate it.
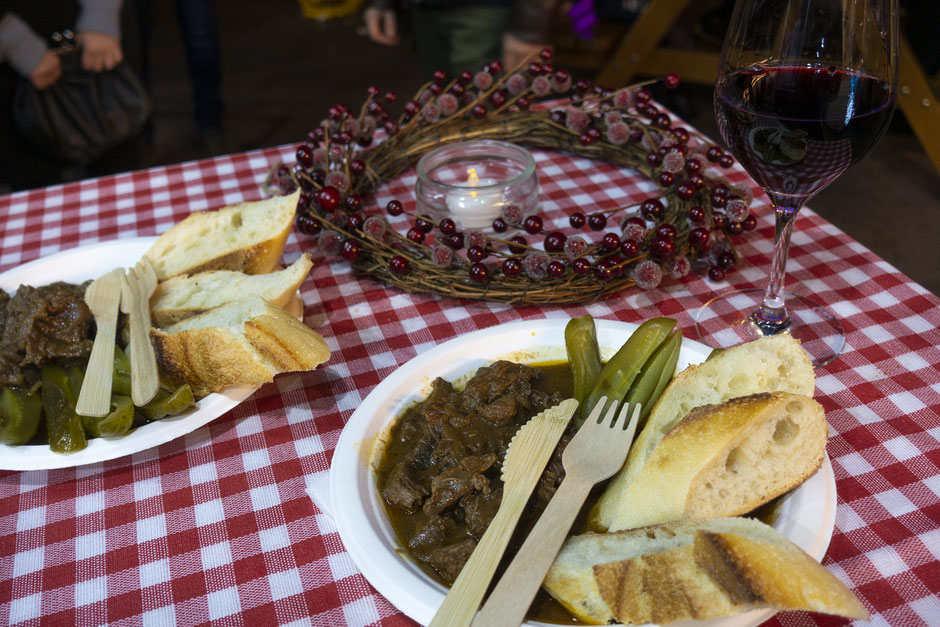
[415,139,536,192]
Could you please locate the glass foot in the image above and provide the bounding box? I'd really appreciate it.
[694,288,845,368]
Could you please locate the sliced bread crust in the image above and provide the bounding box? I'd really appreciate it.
[591,334,814,531]
[150,295,329,394]
[150,254,312,327]
[544,517,868,625]
[598,392,827,531]
[146,191,299,280]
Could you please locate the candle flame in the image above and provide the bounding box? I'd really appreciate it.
[467,168,480,198]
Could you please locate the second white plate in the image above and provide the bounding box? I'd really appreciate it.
[329,318,837,627]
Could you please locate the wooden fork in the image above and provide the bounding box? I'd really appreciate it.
[472,400,642,627]
[121,257,159,406]
[428,398,579,627]
[76,268,125,417]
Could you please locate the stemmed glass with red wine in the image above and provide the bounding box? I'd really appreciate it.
[695,0,898,366]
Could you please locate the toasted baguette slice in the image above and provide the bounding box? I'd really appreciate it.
[591,334,814,531]
[544,517,868,625]
[150,295,329,394]
[146,191,299,279]
[598,392,827,531]
[150,254,313,327]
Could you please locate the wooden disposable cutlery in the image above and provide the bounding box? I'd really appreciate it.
[428,398,579,627]
[121,257,160,406]
[472,400,642,627]
[76,268,125,417]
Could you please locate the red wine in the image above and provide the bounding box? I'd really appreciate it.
[715,65,894,201]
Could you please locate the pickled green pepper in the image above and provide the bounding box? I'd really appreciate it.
[565,315,602,405]
[0,387,43,444]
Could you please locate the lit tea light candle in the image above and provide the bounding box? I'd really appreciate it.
[445,167,498,219]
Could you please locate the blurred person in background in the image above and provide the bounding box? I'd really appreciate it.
[363,0,561,78]
[133,0,224,157]
[0,0,141,192]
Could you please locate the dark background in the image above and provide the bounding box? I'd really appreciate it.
[116,1,940,296]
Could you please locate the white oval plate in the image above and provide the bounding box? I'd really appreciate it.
[0,237,285,471]
[330,318,836,627]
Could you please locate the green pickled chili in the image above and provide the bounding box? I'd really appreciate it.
[41,365,87,453]
[112,345,132,397]
[565,315,602,405]
[580,317,677,425]
[82,396,134,438]
[139,384,195,421]
[625,329,682,428]
[66,364,85,399]
[0,387,43,444]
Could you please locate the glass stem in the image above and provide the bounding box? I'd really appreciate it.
[752,204,800,333]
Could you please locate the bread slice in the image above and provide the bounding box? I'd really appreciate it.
[145,191,299,279]
[591,334,814,531]
[150,254,313,327]
[597,392,827,531]
[150,295,329,394]
[544,517,868,625]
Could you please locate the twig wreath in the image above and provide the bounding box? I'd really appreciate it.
[267,50,755,305]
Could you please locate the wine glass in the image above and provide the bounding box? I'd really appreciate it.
[695,0,898,366]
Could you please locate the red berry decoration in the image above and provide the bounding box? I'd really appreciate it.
[406,227,425,243]
[587,213,607,231]
[439,218,457,235]
[502,257,522,276]
[296,145,312,168]
[743,214,758,231]
[544,231,566,252]
[713,214,729,230]
[640,199,664,220]
[658,172,675,187]
[318,186,341,211]
[508,235,527,254]
[547,260,565,278]
[447,232,465,249]
[415,216,434,233]
[689,227,710,249]
[620,239,639,257]
[708,266,726,281]
[650,237,675,259]
[341,239,362,261]
[492,217,508,232]
[350,159,365,175]
[602,232,621,250]
[569,212,586,229]
[664,73,680,88]
[432,69,446,83]
[688,205,706,223]
[472,105,487,118]
[296,214,321,235]
[706,146,724,162]
[467,245,486,262]
[656,224,677,239]
[346,213,363,230]
[727,221,744,235]
[572,258,592,275]
[646,152,662,167]
[719,154,734,168]
[469,263,489,284]
[676,183,695,200]
[523,215,543,234]
[386,199,403,216]
[389,256,409,275]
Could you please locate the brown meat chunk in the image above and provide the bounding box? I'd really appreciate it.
[459,360,538,414]
[408,515,456,553]
[0,282,93,385]
[383,461,428,513]
[462,487,502,539]
[422,454,497,516]
[426,538,476,584]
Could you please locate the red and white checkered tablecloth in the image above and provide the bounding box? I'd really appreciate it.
[1,139,939,627]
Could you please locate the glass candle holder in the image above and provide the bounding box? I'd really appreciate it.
[415,140,539,229]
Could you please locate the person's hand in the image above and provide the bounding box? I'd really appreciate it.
[30,51,62,89]
[502,32,549,71]
[364,7,399,45]
[76,31,123,72]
